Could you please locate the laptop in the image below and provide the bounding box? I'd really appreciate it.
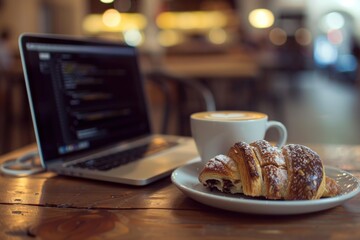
[19,33,199,186]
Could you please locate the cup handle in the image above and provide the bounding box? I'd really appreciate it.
[266,121,287,147]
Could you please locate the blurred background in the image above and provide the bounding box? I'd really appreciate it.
[1,0,360,154]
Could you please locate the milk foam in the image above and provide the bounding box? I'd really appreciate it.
[192,111,266,121]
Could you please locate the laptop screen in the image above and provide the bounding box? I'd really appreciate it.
[19,34,151,162]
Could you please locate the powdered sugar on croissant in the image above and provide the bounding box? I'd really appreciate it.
[198,140,340,200]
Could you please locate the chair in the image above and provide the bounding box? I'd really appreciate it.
[0,68,34,154]
[145,70,216,136]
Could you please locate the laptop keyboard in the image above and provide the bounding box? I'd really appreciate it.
[70,139,178,171]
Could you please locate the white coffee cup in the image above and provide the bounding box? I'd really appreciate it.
[190,111,287,164]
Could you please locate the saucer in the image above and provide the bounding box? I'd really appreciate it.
[171,162,360,215]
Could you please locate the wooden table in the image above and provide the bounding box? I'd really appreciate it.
[1,143,360,239]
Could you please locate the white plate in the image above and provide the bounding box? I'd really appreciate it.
[171,161,360,215]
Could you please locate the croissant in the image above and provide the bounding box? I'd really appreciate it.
[198,140,340,200]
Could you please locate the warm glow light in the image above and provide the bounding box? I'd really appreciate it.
[100,0,114,3]
[83,13,147,33]
[208,28,227,44]
[205,12,227,29]
[156,12,177,29]
[249,9,274,29]
[82,15,104,33]
[157,30,183,47]
[295,28,312,46]
[102,9,121,28]
[269,28,287,46]
[176,13,195,30]
[156,11,227,30]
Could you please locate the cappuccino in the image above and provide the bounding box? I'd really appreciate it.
[192,111,266,121]
[190,111,287,164]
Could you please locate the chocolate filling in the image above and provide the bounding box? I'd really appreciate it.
[205,179,235,193]
[223,179,234,193]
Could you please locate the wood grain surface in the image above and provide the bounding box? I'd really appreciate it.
[1,143,360,239]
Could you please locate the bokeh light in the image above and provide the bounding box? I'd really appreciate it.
[82,14,103,33]
[320,12,345,32]
[124,29,143,46]
[157,30,184,47]
[314,36,338,66]
[336,54,357,72]
[269,28,287,46]
[100,0,114,4]
[102,9,121,28]
[249,9,274,29]
[156,11,227,30]
[83,13,146,33]
[327,29,343,45]
[295,28,312,46]
[208,28,227,44]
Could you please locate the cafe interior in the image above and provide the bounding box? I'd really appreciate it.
[1,0,360,155]
[1,1,360,237]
